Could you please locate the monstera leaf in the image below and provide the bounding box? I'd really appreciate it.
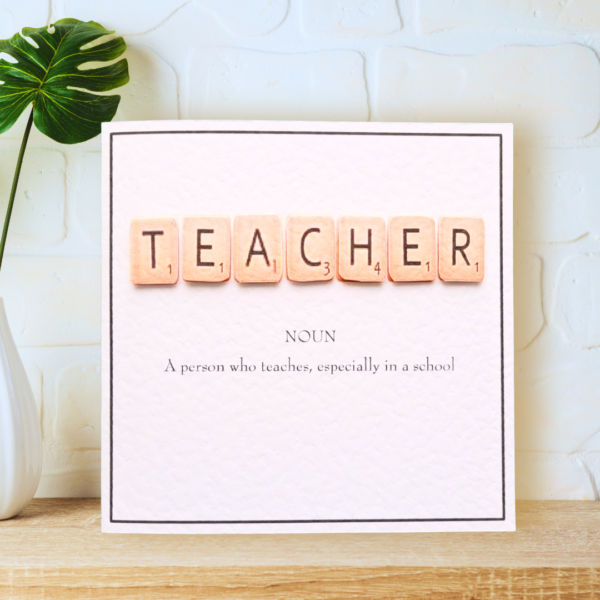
[0,19,129,144]
[0,19,129,271]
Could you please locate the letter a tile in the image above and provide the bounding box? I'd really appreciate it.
[287,216,335,282]
[338,216,386,282]
[130,218,178,285]
[388,217,436,282]
[182,216,231,282]
[234,215,283,283]
[438,217,485,282]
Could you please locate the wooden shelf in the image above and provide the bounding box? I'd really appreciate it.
[1,499,599,598]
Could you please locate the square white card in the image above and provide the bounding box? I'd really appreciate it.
[101,120,514,533]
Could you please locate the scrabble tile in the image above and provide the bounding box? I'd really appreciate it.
[182,216,231,282]
[234,215,283,283]
[338,216,386,282]
[286,216,335,282]
[438,217,485,282]
[388,217,436,282]
[130,218,178,285]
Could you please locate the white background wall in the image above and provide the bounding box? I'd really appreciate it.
[0,0,599,499]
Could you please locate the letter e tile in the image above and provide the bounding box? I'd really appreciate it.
[338,216,386,282]
[389,217,436,282]
[234,216,283,283]
[182,216,231,282]
[438,217,484,282]
[130,218,178,285]
[287,216,335,282]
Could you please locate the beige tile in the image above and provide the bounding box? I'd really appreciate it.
[388,217,436,282]
[130,218,178,285]
[286,216,335,282]
[438,217,485,282]
[234,215,283,283]
[338,216,386,282]
[182,216,231,282]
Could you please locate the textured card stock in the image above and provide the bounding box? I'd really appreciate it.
[101,121,515,533]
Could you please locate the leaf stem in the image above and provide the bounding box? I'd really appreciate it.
[0,108,34,272]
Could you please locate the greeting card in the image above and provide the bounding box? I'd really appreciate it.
[101,121,514,533]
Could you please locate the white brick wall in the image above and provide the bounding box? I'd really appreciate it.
[0,0,598,499]
[418,0,600,35]
[376,45,600,138]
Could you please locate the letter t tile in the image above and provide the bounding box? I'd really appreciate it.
[130,218,179,285]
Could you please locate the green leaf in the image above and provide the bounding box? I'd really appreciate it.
[0,19,129,144]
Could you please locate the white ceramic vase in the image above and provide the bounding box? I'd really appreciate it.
[0,298,42,520]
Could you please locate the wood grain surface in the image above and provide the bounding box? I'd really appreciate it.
[1,499,599,599]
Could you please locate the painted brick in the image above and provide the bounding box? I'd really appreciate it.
[0,0,48,39]
[516,366,600,453]
[62,0,288,36]
[579,453,600,496]
[515,148,600,244]
[553,255,600,349]
[514,253,544,350]
[302,0,401,36]
[0,258,100,346]
[35,466,100,498]
[19,346,101,498]
[126,3,232,79]
[115,46,179,122]
[75,153,101,247]
[0,149,66,246]
[418,0,600,34]
[188,48,368,121]
[54,362,101,449]
[201,0,290,36]
[516,451,596,500]
[581,433,600,452]
[376,45,600,139]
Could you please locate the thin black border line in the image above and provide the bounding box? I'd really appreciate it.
[499,134,505,520]
[111,130,502,138]
[110,517,505,524]
[109,129,506,525]
[109,133,114,524]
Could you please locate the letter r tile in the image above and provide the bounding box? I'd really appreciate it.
[182,216,231,282]
[130,218,178,285]
[388,217,436,282]
[234,215,283,283]
[438,217,485,282]
[287,216,335,282]
[338,216,386,282]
